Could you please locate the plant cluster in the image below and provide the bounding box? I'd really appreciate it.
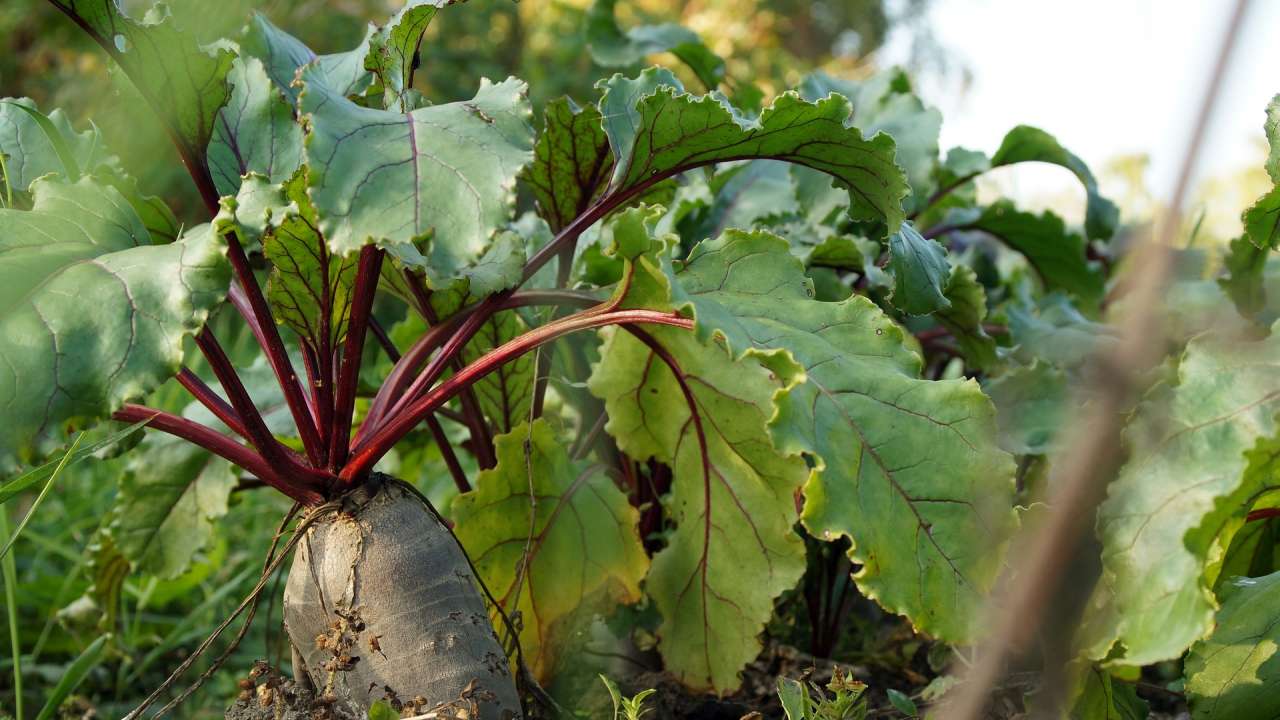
[5,0,1280,718]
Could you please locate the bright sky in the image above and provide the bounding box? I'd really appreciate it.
[877,0,1279,226]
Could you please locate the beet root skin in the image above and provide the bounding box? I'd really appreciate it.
[283,475,521,719]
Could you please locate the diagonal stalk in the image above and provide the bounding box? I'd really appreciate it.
[195,330,331,488]
[360,290,598,439]
[342,307,693,482]
[224,242,326,467]
[112,405,323,506]
[400,268,496,469]
[328,246,383,469]
[368,318,473,493]
[176,367,248,440]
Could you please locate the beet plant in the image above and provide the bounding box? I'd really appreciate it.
[14,0,1252,717]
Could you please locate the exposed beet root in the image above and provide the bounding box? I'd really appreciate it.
[283,475,521,719]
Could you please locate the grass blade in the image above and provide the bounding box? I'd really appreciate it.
[0,433,84,563]
[0,420,148,506]
[1,507,22,719]
[34,634,110,720]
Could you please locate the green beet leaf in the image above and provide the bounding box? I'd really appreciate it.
[299,67,533,277]
[0,99,180,241]
[588,207,809,692]
[935,264,998,370]
[454,419,648,681]
[586,0,725,91]
[366,0,453,111]
[0,98,107,190]
[1243,186,1280,251]
[240,13,374,102]
[983,361,1068,456]
[459,310,535,434]
[107,433,236,579]
[0,177,229,471]
[1185,571,1280,719]
[523,98,613,233]
[1069,666,1149,720]
[596,68,909,238]
[658,228,1013,644]
[799,69,942,203]
[888,222,951,315]
[1219,233,1269,318]
[990,125,1119,242]
[1093,327,1280,667]
[48,1,234,177]
[253,173,359,352]
[207,56,304,196]
[1266,94,1280,185]
[942,200,1104,306]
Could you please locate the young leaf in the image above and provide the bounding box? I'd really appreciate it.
[365,0,452,111]
[888,222,952,315]
[0,177,229,471]
[596,69,909,237]
[241,13,374,102]
[1242,186,1280,250]
[458,311,535,434]
[1185,572,1280,719]
[299,68,533,276]
[453,419,648,680]
[990,125,1120,241]
[259,177,358,351]
[48,1,235,176]
[1093,327,1280,666]
[586,0,726,91]
[207,56,305,196]
[935,264,998,370]
[588,209,809,692]
[523,98,613,233]
[941,200,1104,305]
